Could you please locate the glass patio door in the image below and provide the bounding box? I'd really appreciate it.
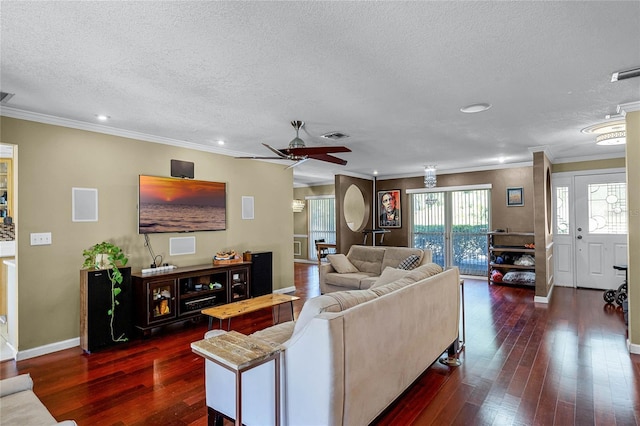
[409,186,490,275]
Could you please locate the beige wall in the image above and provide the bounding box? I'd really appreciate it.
[376,167,535,247]
[1,117,294,351]
[626,110,639,349]
[552,157,625,173]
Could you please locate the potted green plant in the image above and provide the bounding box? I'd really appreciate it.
[82,241,129,342]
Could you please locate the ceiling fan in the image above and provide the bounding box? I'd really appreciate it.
[236,120,351,169]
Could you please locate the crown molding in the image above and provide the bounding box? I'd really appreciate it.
[552,152,625,164]
[529,145,555,162]
[0,106,234,156]
[377,161,534,182]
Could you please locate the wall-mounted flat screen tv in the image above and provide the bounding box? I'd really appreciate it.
[138,175,226,234]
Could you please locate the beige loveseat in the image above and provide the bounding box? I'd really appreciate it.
[319,244,432,293]
[199,263,460,426]
[0,374,76,425]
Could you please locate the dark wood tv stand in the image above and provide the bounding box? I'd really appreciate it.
[132,262,251,335]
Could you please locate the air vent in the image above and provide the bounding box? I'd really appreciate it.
[320,131,350,140]
[0,92,15,103]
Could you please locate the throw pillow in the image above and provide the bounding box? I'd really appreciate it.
[370,266,410,289]
[327,254,359,273]
[397,254,421,270]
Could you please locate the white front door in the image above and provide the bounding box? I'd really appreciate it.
[574,173,628,290]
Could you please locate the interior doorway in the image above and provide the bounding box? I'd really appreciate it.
[0,143,16,361]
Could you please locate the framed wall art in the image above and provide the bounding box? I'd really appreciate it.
[378,189,401,228]
[506,187,524,206]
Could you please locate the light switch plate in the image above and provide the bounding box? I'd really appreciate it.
[30,232,52,246]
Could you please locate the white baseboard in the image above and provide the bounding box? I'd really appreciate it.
[628,339,640,354]
[294,259,317,264]
[533,283,554,304]
[16,337,80,361]
[274,286,296,294]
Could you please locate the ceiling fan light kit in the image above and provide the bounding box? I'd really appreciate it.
[596,131,626,146]
[235,120,351,168]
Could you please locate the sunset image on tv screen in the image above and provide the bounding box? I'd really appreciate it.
[138,175,226,233]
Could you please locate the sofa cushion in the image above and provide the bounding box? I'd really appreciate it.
[370,277,416,296]
[251,321,296,345]
[327,254,359,273]
[325,289,378,310]
[405,262,443,281]
[293,290,377,335]
[346,246,386,275]
[397,254,421,270]
[359,276,379,290]
[370,266,410,289]
[380,247,424,271]
[324,271,378,290]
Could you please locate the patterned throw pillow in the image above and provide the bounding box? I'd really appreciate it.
[397,254,421,270]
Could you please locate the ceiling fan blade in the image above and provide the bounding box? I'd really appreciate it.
[263,143,287,157]
[308,153,348,166]
[283,146,351,155]
[285,158,310,169]
[235,156,289,160]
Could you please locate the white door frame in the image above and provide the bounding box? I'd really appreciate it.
[552,168,626,288]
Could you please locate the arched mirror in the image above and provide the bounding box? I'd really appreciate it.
[344,184,367,232]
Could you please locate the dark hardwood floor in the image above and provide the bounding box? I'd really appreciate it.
[1,263,638,425]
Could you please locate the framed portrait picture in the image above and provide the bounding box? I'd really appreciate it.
[378,189,401,228]
[506,187,524,206]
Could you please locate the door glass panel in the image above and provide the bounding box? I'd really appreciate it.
[410,192,445,266]
[451,190,489,275]
[587,183,627,234]
[555,186,570,235]
[151,283,173,318]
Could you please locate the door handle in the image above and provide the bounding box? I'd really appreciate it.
[577,235,583,239]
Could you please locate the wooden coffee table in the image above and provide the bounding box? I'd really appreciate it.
[202,293,300,330]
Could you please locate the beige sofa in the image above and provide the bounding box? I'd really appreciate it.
[319,245,432,293]
[199,263,460,426]
[0,374,76,425]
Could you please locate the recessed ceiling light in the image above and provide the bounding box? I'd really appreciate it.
[460,103,492,114]
[498,157,506,163]
[373,170,378,175]
[217,140,225,146]
[95,114,110,121]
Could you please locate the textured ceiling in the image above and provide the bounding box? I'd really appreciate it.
[1,1,639,185]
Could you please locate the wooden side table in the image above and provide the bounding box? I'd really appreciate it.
[201,293,299,330]
[191,331,282,426]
